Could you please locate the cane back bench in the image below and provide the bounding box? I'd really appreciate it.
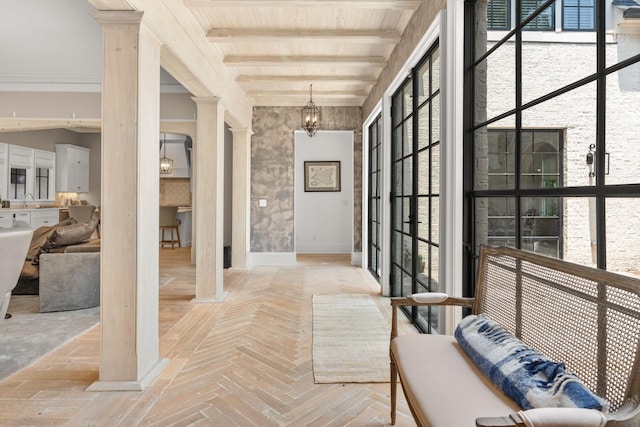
[390,245,640,427]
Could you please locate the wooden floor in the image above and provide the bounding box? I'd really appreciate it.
[0,248,418,426]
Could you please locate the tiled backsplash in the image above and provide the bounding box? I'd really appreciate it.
[160,178,191,206]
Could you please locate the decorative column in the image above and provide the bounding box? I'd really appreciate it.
[192,97,227,302]
[230,127,252,269]
[88,11,167,391]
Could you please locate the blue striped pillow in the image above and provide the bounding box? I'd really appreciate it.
[454,314,609,412]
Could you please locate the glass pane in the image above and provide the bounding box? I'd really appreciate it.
[404,119,414,157]
[432,144,440,194]
[403,157,413,196]
[521,197,562,258]
[522,33,595,106]
[393,231,403,265]
[431,196,439,244]
[417,195,429,240]
[432,93,441,144]
[417,59,430,106]
[520,130,562,189]
[477,35,516,125]
[522,81,597,188]
[393,125,403,161]
[605,67,640,185]
[560,197,595,267]
[521,0,555,30]
[417,105,430,151]
[402,82,413,119]
[393,160,402,194]
[432,47,440,96]
[403,197,411,234]
[487,197,516,246]
[607,198,640,276]
[417,149,429,195]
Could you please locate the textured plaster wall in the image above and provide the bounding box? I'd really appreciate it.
[251,106,362,253]
[362,0,446,119]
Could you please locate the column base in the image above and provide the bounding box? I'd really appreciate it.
[86,357,170,392]
[191,291,229,304]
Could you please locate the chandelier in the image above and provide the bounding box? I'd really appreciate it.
[301,84,320,137]
[159,133,173,174]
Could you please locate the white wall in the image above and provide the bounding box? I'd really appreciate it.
[295,130,353,253]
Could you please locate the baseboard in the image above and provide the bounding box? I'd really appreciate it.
[351,252,362,267]
[86,357,170,392]
[249,252,297,266]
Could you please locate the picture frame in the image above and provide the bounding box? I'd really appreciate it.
[304,161,341,192]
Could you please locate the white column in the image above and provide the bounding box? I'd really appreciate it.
[192,97,227,302]
[88,11,167,391]
[230,127,252,269]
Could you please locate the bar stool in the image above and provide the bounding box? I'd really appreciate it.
[159,206,181,248]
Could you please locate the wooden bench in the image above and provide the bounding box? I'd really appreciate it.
[390,246,640,427]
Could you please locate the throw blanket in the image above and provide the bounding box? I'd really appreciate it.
[454,314,609,412]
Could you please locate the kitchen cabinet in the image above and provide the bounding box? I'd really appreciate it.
[0,210,12,229]
[56,144,90,193]
[0,207,60,229]
[30,209,59,228]
[8,144,34,200]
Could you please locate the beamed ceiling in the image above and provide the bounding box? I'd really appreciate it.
[183,0,420,106]
[0,0,421,113]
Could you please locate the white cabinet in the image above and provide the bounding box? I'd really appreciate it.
[0,143,7,202]
[34,149,56,201]
[0,211,12,229]
[30,209,59,228]
[56,144,90,193]
[8,145,34,200]
[13,211,30,226]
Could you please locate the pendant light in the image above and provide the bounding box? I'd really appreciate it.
[160,133,173,174]
[301,84,320,137]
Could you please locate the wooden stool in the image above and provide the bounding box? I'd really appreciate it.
[159,206,181,248]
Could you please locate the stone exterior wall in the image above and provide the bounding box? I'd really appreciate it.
[250,106,362,253]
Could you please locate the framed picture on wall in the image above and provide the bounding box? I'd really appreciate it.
[304,161,341,192]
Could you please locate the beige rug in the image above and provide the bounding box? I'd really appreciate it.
[312,294,390,383]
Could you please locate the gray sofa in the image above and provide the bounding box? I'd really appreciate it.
[16,218,101,312]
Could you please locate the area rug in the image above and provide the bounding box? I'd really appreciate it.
[312,294,390,383]
[0,296,100,382]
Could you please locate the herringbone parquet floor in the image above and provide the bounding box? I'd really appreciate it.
[0,249,418,426]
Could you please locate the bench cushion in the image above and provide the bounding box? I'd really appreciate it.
[455,314,609,412]
[391,335,520,426]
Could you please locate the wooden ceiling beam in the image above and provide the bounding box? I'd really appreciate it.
[236,75,378,83]
[207,28,401,44]
[185,0,420,10]
[247,88,369,97]
[224,55,386,66]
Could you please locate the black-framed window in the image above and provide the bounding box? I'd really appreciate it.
[35,167,50,200]
[465,0,640,300]
[367,114,382,281]
[488,0,510,30]
[390,41,441,334]
[563,0,595,31]
[10,167,27,200]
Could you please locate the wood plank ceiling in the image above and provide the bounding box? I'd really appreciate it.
[182,0,421,107]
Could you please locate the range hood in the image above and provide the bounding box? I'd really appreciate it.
[159,134,192,178]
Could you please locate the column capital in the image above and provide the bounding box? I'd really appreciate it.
[229,127,254,136]
[191,96,222,106]
[91,10,144,26]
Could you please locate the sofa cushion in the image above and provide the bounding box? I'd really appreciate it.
[391,335,520,426]
[454,314,609,412]
[26,217,77,261]
[33,218,97,264]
